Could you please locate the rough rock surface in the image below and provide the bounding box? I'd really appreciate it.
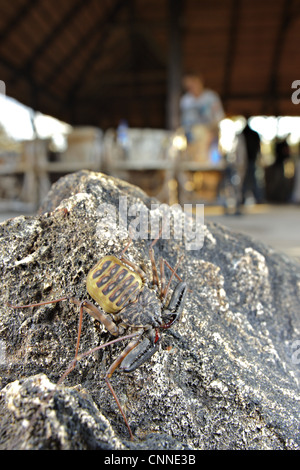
[0,170,300,450]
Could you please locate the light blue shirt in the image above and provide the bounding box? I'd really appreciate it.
[180,89,224,133]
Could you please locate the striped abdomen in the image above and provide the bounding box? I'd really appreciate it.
[86,255,143,314]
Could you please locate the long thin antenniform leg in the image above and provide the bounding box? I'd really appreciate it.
[160,257,165,298]
[160,256,184,301]
[8,292,141,440]
[6,297,69,309]
[119,226,163,291]
[105,337,141,440]
[8,296,120,336]
[55,299,86,379]
[148,225,165,290]
[24,332,141,442]
[8,293,145,439]
[150,224,163,249]
[149,223,179,294]
[57,333,140,387]
[119,226,165,289]
[120,237,133,257]
[149,245,160,289]
[118,238,147,282]
[57,332,143,440]
[148,254,184,302]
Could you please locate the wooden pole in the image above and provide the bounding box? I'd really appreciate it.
[166,0,183,130]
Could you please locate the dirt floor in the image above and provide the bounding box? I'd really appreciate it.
[205,203,300,262]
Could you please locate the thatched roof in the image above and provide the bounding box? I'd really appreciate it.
[0,0,299,129]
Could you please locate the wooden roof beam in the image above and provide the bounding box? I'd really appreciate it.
[222,0,241,109]
[0,55,64,108]
[43,0,125,91]
[128,0,139,71]
[0,0,40,43]
[166,0,183,130]
[27,0,92,69]
[262,0,293,114]
[133,26,167,69]
[286,0,300,22]
[66,0,127,102]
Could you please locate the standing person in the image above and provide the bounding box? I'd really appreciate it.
[291,144,300,204]
[180,71,225,151]
[241,119,263,204]
[265,138,293,203]
[179,72,225,203]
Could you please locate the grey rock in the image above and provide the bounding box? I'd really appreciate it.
[0,170,300,450]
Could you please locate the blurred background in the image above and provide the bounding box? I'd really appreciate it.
[0,0,299,259]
